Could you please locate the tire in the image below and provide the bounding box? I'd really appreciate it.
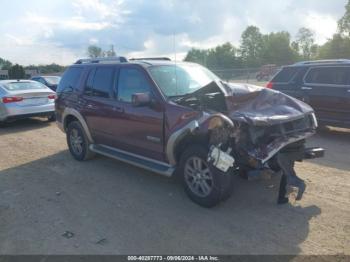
[179,145,233,208]
[47,114,56,122]
[66,121,95,161]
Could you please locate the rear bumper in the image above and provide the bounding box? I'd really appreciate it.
[0,103,54,121]
[3,111,54,121]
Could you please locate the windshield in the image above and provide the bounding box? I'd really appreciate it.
[3,81,48,91]
[148,64,220,97]
[44,76,61,85]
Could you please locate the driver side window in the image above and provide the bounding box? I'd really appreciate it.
[117,68,151,102]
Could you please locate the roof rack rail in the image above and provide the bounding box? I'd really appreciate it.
[75,56,128,64]
[294,59,350,65]
[129,57,171,61]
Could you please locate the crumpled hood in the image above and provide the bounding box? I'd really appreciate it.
[223,83,314,126]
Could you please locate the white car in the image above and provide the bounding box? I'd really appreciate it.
[0,80,55,123]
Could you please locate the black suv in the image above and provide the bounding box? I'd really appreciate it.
[267,59,350,128]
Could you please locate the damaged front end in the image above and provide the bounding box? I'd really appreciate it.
[171,81,324,200]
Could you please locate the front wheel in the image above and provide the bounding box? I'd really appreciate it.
[179,145,233,208]
[66,121,95,161]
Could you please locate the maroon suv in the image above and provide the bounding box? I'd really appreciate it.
[55,57,324,207]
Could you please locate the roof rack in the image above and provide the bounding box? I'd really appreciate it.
[75,56,128,64]
[129,57,171,61]
[294,59,350,65]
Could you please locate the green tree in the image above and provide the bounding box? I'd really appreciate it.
[206,42,240,69]
[184,48,209,66]
[240,26,264,67]
[296,27,315,60]
[318,34,350,59]
[8,64,25,79]
[338,0,350,36]
[0,57,12,70]
[261,31,298,65]
[87,45,103,58]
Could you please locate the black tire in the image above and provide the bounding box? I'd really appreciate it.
[66,121,95,161]
[179,145,233,208]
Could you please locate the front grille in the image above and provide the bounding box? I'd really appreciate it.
[249,114,314,145]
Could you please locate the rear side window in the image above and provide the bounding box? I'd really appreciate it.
[304,67,350,86]
[90,67,115,98]
[57,67,83,93]
[117,68,151,102]
[272,67,299,83]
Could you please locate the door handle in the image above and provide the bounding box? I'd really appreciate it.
[86,104,94,109]
[113,106,124,113]
[301,87,313,90]
[347,89,350,93]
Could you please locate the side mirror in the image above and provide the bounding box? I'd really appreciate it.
[132,92,151,107]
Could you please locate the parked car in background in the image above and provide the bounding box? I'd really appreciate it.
[267,60,350,128]
[55,57,323,207]
[0,80,56,123]
[31,76,61,91]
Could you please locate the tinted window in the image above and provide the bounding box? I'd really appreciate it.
[57,67,83,93]
[90,67,114,98]
[3,81,47,91]
[272,67,299,83]
[117,68,151,102]
[304,67,350,85]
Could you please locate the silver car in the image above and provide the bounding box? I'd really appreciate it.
[0,80,55,123]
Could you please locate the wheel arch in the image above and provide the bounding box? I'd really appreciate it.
[62,108,94,143]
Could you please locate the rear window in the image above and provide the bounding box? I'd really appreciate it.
[44,76,61,85]
[57,67,83,93]
[3,81,47,91]
[304,67,350,85]
[272,67,299,83]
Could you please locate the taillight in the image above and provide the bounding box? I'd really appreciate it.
[266,82,274,89]
[2,97,23,103]
[48,94,56,100]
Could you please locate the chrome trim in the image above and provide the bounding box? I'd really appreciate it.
[311,113,318,128]
[90,144,175,177]
[61,107,94,143]
[301,86,312,90]
[166,114,209,166]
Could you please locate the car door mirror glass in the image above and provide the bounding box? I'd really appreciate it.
[132,92,152,107]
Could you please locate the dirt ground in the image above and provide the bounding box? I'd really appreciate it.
[0,119,349,255]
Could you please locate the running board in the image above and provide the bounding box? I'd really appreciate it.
[89,144,175,177]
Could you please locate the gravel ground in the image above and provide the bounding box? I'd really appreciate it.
[0,119,349,255]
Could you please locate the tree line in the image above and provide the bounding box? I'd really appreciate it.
[185,0,350,69]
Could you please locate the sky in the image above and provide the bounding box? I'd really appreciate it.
[0,0,347,65]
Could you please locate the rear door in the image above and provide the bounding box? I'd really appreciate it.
[302,66,350,124]
[80,65,118,144]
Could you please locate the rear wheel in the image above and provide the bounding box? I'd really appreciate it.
[67,121,95,161]
[179,145,233,208]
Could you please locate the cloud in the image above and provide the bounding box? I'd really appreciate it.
[0,0,346,65]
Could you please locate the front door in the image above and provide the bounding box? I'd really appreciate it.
[109,66,165,161]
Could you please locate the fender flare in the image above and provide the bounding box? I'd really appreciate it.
[62,108,94,143]
[166,113,233,166]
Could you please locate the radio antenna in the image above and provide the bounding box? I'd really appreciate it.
[173,32,178,95]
